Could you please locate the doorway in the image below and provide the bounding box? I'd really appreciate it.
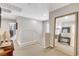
[9,22,17,41]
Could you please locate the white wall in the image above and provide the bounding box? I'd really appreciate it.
[43,21,49,33]
[16,16,43,47]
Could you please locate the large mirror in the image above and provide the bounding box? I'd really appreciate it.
[54,12,78,56]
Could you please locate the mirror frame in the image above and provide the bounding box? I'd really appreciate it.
[0,7,1,28]
[54,12,78,56]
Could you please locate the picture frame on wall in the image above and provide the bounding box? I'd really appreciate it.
[62,27,70,33]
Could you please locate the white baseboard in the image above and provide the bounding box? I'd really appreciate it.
[17,40,40,47]
[16,40,21,46]
[50,44,54,47]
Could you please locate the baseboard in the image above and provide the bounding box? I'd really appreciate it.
[50,44,54,47]
[17,40,40,47]
[16,40,21,46]
[42,44,50,48]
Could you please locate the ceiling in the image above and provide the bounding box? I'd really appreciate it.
[0,3,71,21]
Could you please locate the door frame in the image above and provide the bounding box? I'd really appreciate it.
[53,12,78,56]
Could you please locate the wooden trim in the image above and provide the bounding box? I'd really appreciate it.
[54,12,78,56]
[55,12,78,19]
[74,12,78,56]
[0,7,1,28]
[53,17,56,47]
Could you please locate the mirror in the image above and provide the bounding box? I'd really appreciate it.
[54,12,78,56]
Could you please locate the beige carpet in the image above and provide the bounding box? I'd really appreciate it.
[13,42,68,56]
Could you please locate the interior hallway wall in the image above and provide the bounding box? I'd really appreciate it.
[49,3,79,55]
[16,16,43,47]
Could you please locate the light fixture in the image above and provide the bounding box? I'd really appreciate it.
[65,16,68,19]
[43,14,46,17]
[33,20,37,24]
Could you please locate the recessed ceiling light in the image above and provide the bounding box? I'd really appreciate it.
[33,20,37,24]
[43,14,47,17]
[65,16,68,19]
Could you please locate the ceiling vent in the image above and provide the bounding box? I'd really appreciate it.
[2,8,12,13]
[0,3,22,12]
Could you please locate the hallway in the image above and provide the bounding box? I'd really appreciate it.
[0,3,79,56]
